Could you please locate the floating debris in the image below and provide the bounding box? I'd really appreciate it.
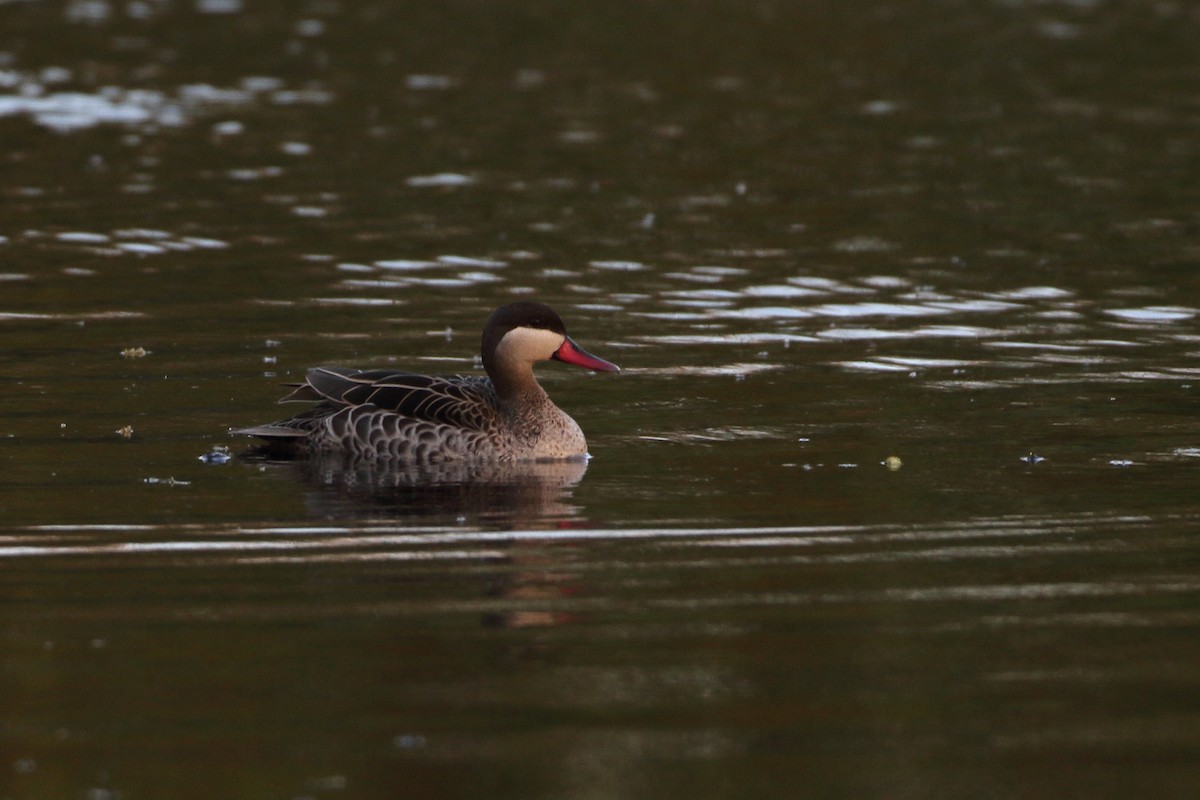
[883,455,903,471]
[115,425,133,439]
[199,446,232,464]
[120,346,148,358]
[1020,452,1046,464]
[143,477,191,486]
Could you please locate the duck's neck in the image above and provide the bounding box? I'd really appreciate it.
[486,361,585,456]
[487,359,549,408]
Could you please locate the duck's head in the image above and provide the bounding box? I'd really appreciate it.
[482,301,620,389]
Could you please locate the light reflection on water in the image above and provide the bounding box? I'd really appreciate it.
[4,511,1197,794]
[7,222,1197,397]
[290,246,1200,393]
[0,72,333,132]
[4,0,1200,797]
[5,510,1190,587]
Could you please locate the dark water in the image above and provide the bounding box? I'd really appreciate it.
[3,1,1199,798]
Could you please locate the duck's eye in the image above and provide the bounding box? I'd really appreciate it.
[529,318,546,329]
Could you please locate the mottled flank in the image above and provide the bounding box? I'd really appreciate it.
[234,302,619,462]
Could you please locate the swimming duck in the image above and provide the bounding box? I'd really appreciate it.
[234,301,620,461]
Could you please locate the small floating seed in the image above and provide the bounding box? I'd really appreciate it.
[120,346,148,358]
[115,425,133,438]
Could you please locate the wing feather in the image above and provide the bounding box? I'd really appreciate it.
[280,367,498,432]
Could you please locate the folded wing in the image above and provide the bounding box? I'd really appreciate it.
[280,366,498,432]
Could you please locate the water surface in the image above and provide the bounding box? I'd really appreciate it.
[2,1,1198,798]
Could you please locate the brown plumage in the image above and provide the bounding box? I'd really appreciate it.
[234,301,620,462]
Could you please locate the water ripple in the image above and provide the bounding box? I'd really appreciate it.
[0,72,332,131]
[4,514,1189,582]
[1103,306,1197,323]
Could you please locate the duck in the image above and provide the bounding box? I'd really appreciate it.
[234,301,620,462]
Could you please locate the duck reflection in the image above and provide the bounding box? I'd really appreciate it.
[248,449,589,523]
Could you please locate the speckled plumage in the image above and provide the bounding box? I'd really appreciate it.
[234,302,619,462]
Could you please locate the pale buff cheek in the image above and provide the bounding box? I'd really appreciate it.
[495,327,565,364]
